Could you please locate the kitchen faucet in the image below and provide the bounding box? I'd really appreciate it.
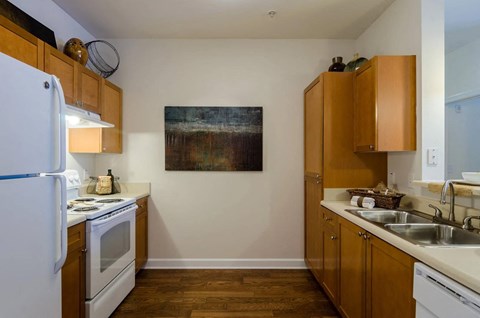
[440,180,456,222]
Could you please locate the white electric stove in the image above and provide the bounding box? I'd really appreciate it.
[67,196,136,220]
[63,170,136,318]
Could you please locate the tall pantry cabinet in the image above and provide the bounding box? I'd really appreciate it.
[304,72,387,304]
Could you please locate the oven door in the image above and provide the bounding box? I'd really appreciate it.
[86,204,136,299]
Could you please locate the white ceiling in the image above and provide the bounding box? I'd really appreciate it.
[445,0,480,52]
[51,0,396,39]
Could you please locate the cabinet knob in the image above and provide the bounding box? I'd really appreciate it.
[316,180,321,184]
[315,174,320,179]
[363,234,370,240]
[358,231,364,237]
[330,235,337,240]
[369,145,374,150]
[324,217,332,221]
[81,248,88,253]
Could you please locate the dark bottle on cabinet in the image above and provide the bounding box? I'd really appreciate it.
[328,56,346,72]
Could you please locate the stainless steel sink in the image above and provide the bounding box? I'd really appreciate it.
[345,209,432,224]
[385,224,480,247]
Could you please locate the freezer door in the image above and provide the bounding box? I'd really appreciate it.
[0,52,66,176]
[0,176,63,318]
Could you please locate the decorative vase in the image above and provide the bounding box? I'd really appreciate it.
[328,56,346,72]
[344,53,368,72]
[63,38,88,65]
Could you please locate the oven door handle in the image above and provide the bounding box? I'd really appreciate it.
[91,204,137,228]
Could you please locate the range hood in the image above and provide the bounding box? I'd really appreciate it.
[65,105,114,128]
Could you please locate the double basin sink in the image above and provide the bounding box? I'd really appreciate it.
[345,209,480,247]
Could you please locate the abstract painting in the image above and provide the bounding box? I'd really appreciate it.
[165,106,263,171]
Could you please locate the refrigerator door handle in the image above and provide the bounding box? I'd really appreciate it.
[52,174,67,273]
[51,75,66,173]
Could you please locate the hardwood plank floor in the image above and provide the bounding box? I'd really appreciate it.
[111,269,339,318]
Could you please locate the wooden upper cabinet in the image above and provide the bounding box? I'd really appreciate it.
[44,45,76,105]
[304,76,324,176]
[45,45,102,114]
[77,64,102,114]
[354,56,416,152]
[69,79,122,153]
[101,80,123,153]
[0,15,44,69]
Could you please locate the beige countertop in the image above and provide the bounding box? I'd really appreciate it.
[67,214,86,228]
[322,200,480,294]
[79,182,150,200]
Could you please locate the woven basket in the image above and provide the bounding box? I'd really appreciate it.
[347,189,405,209]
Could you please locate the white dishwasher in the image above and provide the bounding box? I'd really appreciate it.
[414,263,480,318]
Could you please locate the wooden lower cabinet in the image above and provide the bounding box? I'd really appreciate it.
[366,235,416,318]
[62,222,86,318]
[338,218,365,318]
[135,196,148,273]
[304,175,323,281]
[312,211,416,318]
[321,207,339,304]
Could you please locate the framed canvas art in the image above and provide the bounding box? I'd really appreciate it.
[165,106,263,171]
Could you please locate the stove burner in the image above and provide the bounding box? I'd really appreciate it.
[96,199,124,204]
[74,198,96,202]
[74,206,100,212]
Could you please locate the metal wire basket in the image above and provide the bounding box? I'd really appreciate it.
[85,40,120,78]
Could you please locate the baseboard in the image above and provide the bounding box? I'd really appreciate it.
[145,258,307,269]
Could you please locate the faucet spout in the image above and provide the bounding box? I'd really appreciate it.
[440,180,455,222]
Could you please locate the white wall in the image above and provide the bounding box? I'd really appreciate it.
[445,33,480,180]
[445,37,480,102]
[95,39,354,267]
[355,0,445,193]
[8,0,97,177]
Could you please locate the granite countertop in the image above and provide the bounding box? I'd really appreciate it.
[322,200,480,294]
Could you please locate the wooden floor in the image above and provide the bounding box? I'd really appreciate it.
[111,269,339,318]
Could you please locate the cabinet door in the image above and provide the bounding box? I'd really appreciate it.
[304,175,323,281]
[0,16,44,69]
[354,62,376,152]
[338,218,366,318]
[322,223,338,304]
[62,222,86,318]
[304,76,324,175]
[135,197,148,273]
[366,235,415,318]
[44,45,76,105]
[77,64,102,114]
[101,80,123,153]
[354,56,416,152]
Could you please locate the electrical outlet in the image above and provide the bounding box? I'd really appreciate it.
[408,173,414,189]
[389,172,396,186]
[427,148,438,166]
[83,169,89,181]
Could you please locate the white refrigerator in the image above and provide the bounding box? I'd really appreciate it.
[0,52,67,317]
